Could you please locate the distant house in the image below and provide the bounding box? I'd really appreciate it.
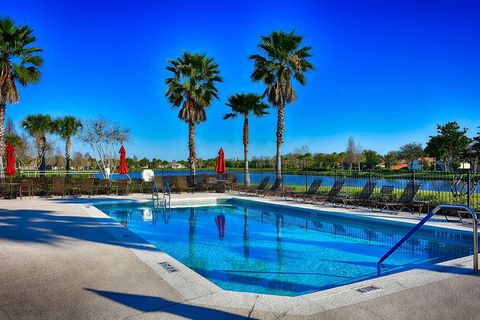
[391,163,408,170]
[407,160,423,171]
[391,158,432,171]
[435,161,471,171]
[169,162,186,169]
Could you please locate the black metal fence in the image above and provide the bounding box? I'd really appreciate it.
[239,169,480,211]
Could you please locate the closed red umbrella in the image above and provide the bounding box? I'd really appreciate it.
[5,144,16,176]
[118,145,128,175]
[214,147,226,174]
[215,214,226,240]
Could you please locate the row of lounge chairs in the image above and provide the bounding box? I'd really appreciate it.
[152,174,237,194]
[4,173,238,199]
[238,177,428,214]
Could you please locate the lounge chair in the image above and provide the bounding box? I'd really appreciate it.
[129,179,145,193]
[314,179,345,205]
[375,182,423,214]
[49,176,65,198]
[369,185,394,211]
[176,176,196,193]
[79,178,94,197]
[19,179,34,199]
[287,179,323,203]
[224,173,238,191]
[153,176,165,193]
[258,178,284,197]
[245,177,270,195]
[341,181,377,208]
[96,179,112,195]
[116,179,129,195]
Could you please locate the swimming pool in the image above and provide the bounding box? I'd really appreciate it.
[95,199,473,296]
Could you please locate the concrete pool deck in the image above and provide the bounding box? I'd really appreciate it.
[0,193,479,319]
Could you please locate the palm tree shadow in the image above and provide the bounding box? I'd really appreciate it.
[85,288,255,320]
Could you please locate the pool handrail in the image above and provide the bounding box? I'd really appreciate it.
[152,179,171,207]
[377,204,478,275]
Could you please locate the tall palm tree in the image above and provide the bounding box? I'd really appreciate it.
[53,116,83,172]
[165,51,222,176]
[0,18,42,178]
[224,93,269,187]
[250,31,314,181]
[21,114,52,174]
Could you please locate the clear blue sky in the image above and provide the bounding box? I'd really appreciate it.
[3,0,480,160]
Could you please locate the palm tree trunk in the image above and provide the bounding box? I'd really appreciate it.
[0,102,5,180]
[243,116,250,187]
[275,104,285,182]
[65,137,71,173]
[39,135,46,175]
[188,121,196,176]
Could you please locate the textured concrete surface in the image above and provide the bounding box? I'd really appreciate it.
[1,194,479,319]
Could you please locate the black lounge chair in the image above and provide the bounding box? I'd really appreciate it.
[341,180,377,208]
[376,182,423,214]
[369,185,394,211]
[314,179,345,205]
[176,175,196,193]
[129,179,145,193]
[259,178,285,197]
[245,177,270,195]
[288,179,323,203]
[116,179,129,195]
[96,179,112,195]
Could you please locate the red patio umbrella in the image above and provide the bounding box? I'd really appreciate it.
[5,144,16,177]
[118,145,128,175]
[215,214,226,240]
[214,147,226,174]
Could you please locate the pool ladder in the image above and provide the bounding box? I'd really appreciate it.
[152,180,171,208]
[377,204,478,275]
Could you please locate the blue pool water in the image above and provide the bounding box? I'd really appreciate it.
[95,199,473,296]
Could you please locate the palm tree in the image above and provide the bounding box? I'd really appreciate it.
[165,51,222,176]
[0,18,42,177]
[250,31,314,181]
[21,114,52,174]
[53,116,83,173]
[224,93,269,187]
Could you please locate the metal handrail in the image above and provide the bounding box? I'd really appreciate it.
[151,180,171,207]
[377,204,478,275]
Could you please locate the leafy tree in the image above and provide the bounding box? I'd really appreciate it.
[363,150,382,169]
[293,145,312,170]
[468,126,480,172]
[138,157,149,168]
[165,51,222,176]
[250,31,314,181]
[52,116,83,173]
[0,18,43,177]
[224,93,269,187]
[21,114,53,173]
[425,122,470,171]
[399,143,424,169]
[383,151,400,168]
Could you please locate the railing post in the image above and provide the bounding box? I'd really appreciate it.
[305,169,308,192]
[467,170,471,207]
[474,218,478,273]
